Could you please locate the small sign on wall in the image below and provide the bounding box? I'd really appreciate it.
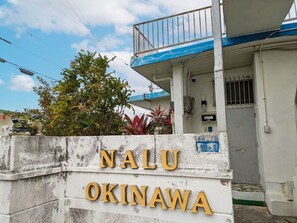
[196,135,219,153]
[201,114,216,122]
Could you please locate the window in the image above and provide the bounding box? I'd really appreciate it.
[225,76,254,105]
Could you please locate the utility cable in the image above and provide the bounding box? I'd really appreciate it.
[0,36,64,69]
[0,57,58,81]
[63,0,130,67]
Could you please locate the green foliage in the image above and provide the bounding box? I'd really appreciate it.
[34,50,133,136]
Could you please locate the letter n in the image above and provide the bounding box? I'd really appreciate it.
[100,149,116,168]
[130,185,148,206]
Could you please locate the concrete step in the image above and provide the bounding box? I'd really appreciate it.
[283,181,294,201]
[266,182,296,217]
[266,191,296,216]
[232,183,265,205]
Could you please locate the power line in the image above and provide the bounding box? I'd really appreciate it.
[61,0,130,67]
[0,37,12,44]
[59,0,134,80]
[0,57,58,81]
[32,0,132,71]
[0,36,64,69]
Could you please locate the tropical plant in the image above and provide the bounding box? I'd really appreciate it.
[147,105,172,134]
[147,105,166,125]
[124,114,150,135]
[33,50,133,136]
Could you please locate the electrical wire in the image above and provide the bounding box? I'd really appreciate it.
[62,0,130,67]
[0,57,58,81]
[2,0,138,84]
[0,35,64,69]
[21,0,133,80]
[60,0,137,84]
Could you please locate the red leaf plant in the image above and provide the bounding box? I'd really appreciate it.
[124,114,150,135]
[147,105,167,125]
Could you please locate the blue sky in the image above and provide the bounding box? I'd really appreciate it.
[0,0,210,112]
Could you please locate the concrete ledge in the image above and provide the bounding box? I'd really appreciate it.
[232,190,264,202]
[64,166,233,179]
[0,166,232,181]
[0,167,62,181]
[266,192,296,216]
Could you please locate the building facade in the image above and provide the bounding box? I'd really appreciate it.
[130,0,297,216]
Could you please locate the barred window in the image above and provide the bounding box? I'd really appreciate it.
[225,76,254,105]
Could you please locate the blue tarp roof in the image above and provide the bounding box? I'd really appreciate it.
[129,91,170,102]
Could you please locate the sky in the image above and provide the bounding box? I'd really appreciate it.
[0,0,211,114]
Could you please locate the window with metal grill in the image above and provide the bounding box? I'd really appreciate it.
[225,77,254,105]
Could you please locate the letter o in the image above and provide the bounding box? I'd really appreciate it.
[86,182,100,201]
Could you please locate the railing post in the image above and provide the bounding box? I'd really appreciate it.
[212,0,227,132]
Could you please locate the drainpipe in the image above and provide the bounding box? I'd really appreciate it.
[258,31,279,133]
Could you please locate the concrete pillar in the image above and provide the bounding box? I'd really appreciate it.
[212,0,227,132]
[173,64,184,134]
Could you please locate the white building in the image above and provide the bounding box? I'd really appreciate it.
[130,0,297,216]
[0,1,296,222]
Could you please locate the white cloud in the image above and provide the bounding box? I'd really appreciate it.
[115,25,134,35]
[72,35,124,52]
[9,75,36,92]
[71,39,95,52]
[101,50,152,95]
[150,0,211,15]
[0,79,4,85]
[0,0,211,36]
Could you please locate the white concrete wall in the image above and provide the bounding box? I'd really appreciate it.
[253,50,297,185]
[150,98,170,111]
[155,66,253,134]
[0,136,65,223]
[0,134,233,223]
[64,134,232,223]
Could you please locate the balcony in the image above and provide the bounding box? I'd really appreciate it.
[133,0,297,57]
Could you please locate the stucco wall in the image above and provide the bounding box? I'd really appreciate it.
[0,134,233,223]
[0,136,65,223]
[253,50,297,185]
[171,65,253,134]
